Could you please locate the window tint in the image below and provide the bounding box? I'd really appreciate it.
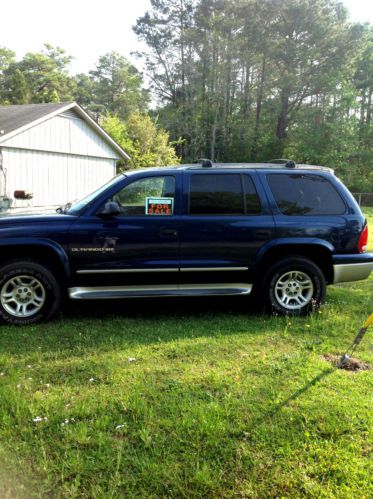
[243,175,261,214]
[112,176,175,216]
[189,174,244,215]
[267,174,346,215]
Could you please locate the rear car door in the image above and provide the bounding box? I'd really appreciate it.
[179,170,275,288]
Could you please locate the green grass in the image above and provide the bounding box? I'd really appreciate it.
[0,274,372,498]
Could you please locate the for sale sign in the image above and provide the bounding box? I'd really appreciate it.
[146,197,174,215]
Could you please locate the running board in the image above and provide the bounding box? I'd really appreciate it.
[68,283,253,300]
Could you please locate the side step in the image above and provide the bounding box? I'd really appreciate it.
[68,283,253,300]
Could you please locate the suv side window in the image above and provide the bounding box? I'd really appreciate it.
[267,174,346,216]
[190,174,257,215]
[243,175,261,214]
[112,175,176,216]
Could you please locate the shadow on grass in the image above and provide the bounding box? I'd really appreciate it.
[269,367,335,413]
[252,367,336,428]
[0,295,274,356]
[64,294,258,320]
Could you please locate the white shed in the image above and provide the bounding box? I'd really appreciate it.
[0,102,129,209]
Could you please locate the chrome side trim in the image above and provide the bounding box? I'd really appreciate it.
[180,267,249,272]
[333,262,373,284]
[68,283,253,300]
[77,266,249,274]
[77,268,179,274]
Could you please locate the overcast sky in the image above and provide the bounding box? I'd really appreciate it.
[1,0,373,75]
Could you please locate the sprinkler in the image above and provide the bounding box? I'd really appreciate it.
[339,314,373,368]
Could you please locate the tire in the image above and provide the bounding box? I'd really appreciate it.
[0,260,61,325]
[262,257,326,316]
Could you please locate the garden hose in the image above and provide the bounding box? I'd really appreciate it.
[339,313,373,367]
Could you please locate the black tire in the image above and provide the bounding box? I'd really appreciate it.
[262,257,326,316]
[0,260,61,325]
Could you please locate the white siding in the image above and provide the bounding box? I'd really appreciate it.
[1,112,120,160]
[1,147,116,208]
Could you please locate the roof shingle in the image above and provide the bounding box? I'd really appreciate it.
[0,102,72,136]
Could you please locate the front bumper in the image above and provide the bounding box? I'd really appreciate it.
[333,253,373,284]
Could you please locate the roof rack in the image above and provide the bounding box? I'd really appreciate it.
[267,158,296,168]
[175,162,333,173]
[200,158,213,168]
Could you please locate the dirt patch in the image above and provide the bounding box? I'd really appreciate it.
[322,354,372,371]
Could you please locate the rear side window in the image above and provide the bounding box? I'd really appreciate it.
[189,174,244,215]
[267,174,346,215]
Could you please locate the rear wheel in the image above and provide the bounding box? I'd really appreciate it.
[0,260,61,325]
[263,257,326,316]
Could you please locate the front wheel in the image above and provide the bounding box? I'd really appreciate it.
[263,257,326,316]
[0,260,61,325]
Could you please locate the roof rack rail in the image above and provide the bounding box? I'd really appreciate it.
[200,158,213,168]
[267,158,296,168]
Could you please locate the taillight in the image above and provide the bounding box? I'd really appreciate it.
[358,225,368,253]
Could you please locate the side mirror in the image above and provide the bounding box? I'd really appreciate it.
[98,201,121,217]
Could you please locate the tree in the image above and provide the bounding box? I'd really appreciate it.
[1,44,76,104]
[101,113,180,168]
[88,52,149,120]
[0,47,15,103]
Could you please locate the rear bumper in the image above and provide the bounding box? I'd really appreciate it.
[333,253,373,284]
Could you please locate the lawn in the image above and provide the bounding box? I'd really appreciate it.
[0,223,372,497]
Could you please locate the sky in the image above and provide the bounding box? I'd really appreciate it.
[1,0,373,76]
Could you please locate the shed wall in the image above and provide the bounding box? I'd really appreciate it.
[1,147,116,207]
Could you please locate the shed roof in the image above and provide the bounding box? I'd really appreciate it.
[0,102,130,160]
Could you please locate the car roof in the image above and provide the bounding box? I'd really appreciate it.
[124,162,334,175]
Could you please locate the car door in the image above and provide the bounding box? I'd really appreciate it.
[179,170,275,288]
[68,172,181,291]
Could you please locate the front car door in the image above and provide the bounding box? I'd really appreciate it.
[67,172,181,299]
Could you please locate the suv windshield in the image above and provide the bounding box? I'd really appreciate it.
[60,174,125,215]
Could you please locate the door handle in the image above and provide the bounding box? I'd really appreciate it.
[159,228,178,237]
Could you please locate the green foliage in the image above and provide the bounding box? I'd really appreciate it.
[0,44,76,104]
[101,113,180,168]
[0,275,372,497]
[88,52,149,120]
[134,0,373,190]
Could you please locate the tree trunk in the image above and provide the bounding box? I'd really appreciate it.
[252,57,266,157]
[276,88,290,140]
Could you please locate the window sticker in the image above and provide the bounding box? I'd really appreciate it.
[146,197,174,215]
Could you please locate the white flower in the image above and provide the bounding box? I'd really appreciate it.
[89,378,94,382]
[128,357,137,362]
[116,424,125,430]
[0,372,4,376]
[17,384,21,388]
[45,383,50,387]
[28,377,32,381]
[27,365,32,368]
[33,416,43,422]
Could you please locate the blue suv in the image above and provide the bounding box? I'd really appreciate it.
[0,162,371,324]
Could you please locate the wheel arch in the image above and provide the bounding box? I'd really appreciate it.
[0,240,70,284]
[253,241,334,284]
